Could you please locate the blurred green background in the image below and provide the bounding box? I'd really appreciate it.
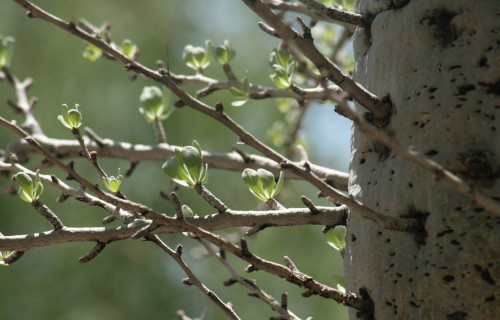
[0,1,351,319]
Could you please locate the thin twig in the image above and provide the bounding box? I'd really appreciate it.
[148,235,241,320]
[297,0,369,27]
[6,0,413,231]
[32,200,64,230]
[242,0,392,122]
[199,239,302,320]
[333,97,500,217]
[152,116,167,144]
[5,131,348,191]
[1,66,42,135]
[194,184,228,213]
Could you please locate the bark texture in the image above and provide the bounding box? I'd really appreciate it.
[346,0,500,319]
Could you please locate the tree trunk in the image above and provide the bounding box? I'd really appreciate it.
[345,0,500,319]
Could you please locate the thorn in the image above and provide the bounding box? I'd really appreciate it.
[174,100,185,108]
[301,196,320,214]
[215,101,224,113]
[284,256,297,271]
[240,238,251,257]
[223,278,237,287]
[219,249,226,260]
[78,242,106,263]
[102,214,116,224]
[245,264,257,273]
[176,244,183,255]
[296,16,312,38]
[281,291,288,309]
[232,146,252,163]
[257,22,280,38]
[182,278,192,286]
[56,193,69,203]
[3,251,24,265]
[302,289,314,298]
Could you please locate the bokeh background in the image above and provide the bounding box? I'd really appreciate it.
[0,1,351,319]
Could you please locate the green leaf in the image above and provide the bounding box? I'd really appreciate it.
[140,86,163,109]
[0,244,12,266]
[201,40,213,68]
[183,41,212,71]
[325,226,346,252]
[15,170,43,202]
[181,205,194,217]
[231,99,248,107]
[162,156,181,180]
[270,73,291,88]
[102,169,123,193]
[162,156,191,188]
[162,141,207,188]
[139,86,171,122]
[271,171,284,198]
[175,148,195,185]
[257,169,275,199]
[58,104,82,129]
[67,109,82,128]
[180,146,202,182]
[332,274,346,294]
[229,88,247,100]
[15,172,33,195]
[82,42,102,62]
[33,170,44,200]
[269,48,295,88]
[121,39,138,59]
[242,168,267,202]
[0,35,15,68]
[200,163,209,184]
[241,76,249,93]
[214,40,235,65]
[229,76,250,107]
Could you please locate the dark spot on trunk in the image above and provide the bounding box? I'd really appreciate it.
[400,206,429,245]
[443,275,455,282]
[421,9,460,47]
[479,79,500,96]
[436,229,453,237]
[478,57,489,67]
[425,149,439,156]
[456,150,498,183]
[446,311,468,320]
[373,142,391,161]
[474,265,496,285]
[457,84,475,96]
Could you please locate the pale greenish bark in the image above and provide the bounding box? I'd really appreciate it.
[346,0,500,318]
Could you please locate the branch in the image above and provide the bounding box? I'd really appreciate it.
[297,0,369,27]
[199,239,303,320]
[242,0,392,122]
[180,224,365,310]
[149,236,241,320]
[0,162,136,223]
[174,72,343,101]
[0,205,347,251]
[5,132,348,191]
[194,184,228,213]
[0,220,152,252]
[7,0,414,232]
[262,0,359,30]
[333,98,500,217]
[0,66,42,135]
[32,200,64,230]
[0,116,157,217]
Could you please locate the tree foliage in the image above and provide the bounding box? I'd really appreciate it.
[0,1,498,319]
